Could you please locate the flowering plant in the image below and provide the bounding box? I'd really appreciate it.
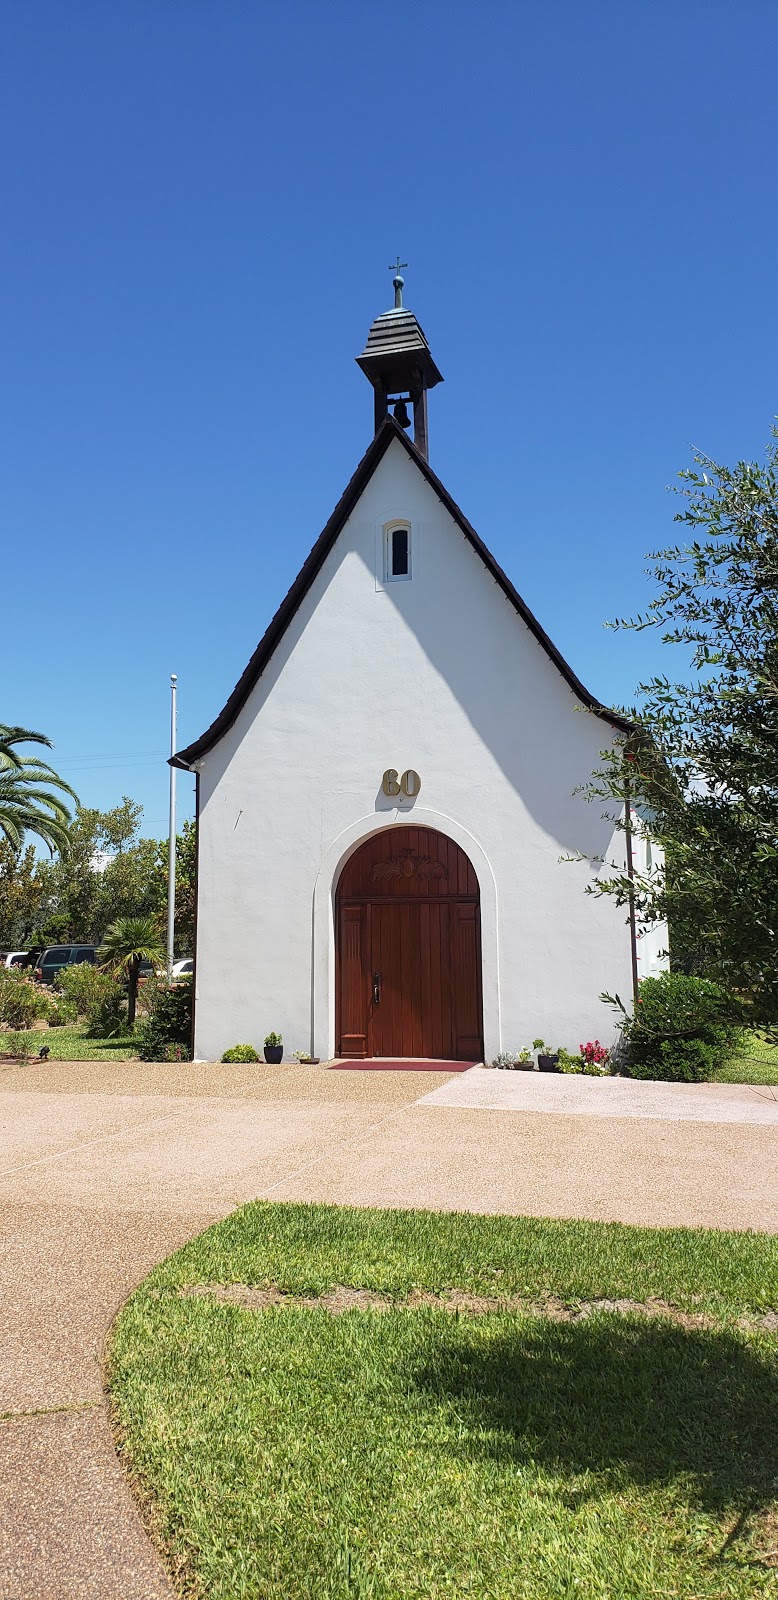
[579,1040,610,1071]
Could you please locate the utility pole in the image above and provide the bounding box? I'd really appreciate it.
[167,673,177,978]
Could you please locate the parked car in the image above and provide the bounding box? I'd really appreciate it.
[34,945,98,985]
[171,958,193,978]
[0,950,41,970]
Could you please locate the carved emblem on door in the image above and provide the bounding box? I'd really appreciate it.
[371,850,447,883]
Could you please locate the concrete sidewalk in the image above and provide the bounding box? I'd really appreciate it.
[419,1064,778,1123]
[1,1057,776,1598]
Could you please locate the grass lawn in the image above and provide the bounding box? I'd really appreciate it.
[6,1024,139,1061]
[716,1033,778,1087]
[110,1202,778,1600]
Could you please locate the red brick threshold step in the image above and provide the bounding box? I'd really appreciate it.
[330,1059,477,1072]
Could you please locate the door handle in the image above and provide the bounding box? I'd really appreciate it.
[372,972,381,1006]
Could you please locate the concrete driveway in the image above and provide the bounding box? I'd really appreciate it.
[1,1057,776,1599]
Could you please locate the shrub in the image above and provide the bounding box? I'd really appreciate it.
[136,978,192,1062]
[603,971,738,1083]
[86,987,127,1039]
[56,963,127,1037]
[0,970,49,1030]
[161,1042,189,1063]
[48,998,77,1028]
[4,1030,31,1061]
[628,1037,721,1083]
[264,1031,282,1048]
[221,1044,260,1064]
[55,962,101,1011]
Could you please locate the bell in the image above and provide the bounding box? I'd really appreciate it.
[393,398,411,429]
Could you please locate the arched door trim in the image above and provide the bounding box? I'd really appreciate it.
[312,808,500,1062]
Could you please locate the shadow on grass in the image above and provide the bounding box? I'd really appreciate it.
[414,1318,778,1524]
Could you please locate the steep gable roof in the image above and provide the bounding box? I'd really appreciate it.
[172,417,631,769]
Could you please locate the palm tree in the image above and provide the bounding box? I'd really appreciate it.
[0,724,77,855]
[98,914,166,1028]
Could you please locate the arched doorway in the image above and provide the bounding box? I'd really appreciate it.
[336,826,483,1060]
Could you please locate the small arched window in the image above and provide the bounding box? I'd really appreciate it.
[384,522,412,582]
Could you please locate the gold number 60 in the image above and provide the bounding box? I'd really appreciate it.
[382,768,421,798]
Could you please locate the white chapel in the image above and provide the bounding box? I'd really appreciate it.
[173,272,659,1065]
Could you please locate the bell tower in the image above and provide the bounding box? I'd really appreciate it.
[356,261,443,461]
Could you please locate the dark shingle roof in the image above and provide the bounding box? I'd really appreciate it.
[356,307,443,390]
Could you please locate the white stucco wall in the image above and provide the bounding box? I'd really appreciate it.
[192,437,636,1062]
[633,825,670,983]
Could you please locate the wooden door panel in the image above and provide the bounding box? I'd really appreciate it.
[337,828,483,1060]
[452,902,483,1060]
[338,904,368,1058]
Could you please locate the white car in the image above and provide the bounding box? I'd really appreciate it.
[171,958,194,978]
[0,951,36,969]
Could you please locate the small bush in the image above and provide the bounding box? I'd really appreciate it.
[628,1037,720,1083]
[136,978,192,1061]
[3,1030,31,1061]
[57,962,107,1015]
[264,1031,282,1048]
[48,998,77,1028]
[579,1040,610,1072]
[221,1044,260,1064]
[161,1041,189,1063]
[87,987,127,1039]
[0,970,49,1030]
[604,971,739,1083]
[56,964,127,1037]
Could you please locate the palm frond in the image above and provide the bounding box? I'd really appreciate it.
[98,915,166,973]
[0,724,77,856]
[0,725,54,771]
[0,758,78,800]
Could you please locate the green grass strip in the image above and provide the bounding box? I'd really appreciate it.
[110,1203,778,1599]
[145,1200,777,1314]
[9,1025,138,1061]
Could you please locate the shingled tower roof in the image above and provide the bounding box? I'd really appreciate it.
[356,304,444,392]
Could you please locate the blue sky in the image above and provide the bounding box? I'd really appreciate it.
[2,1,776,841]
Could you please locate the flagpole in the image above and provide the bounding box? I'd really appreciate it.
[167,674,177,977]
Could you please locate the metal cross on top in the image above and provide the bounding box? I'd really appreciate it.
[389,256,408,308]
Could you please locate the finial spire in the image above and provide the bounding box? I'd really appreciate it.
[389,256,408,309]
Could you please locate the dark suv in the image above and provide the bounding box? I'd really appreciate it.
[34,945,98,984]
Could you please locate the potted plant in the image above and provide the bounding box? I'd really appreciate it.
[492,1047,536,1070]
[534,1038,560,1072]
[293,1050,320,1065]
[263,1031,283,1064]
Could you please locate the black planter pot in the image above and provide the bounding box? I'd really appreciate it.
[515,1060,535,1071]
[537,1053,560,1072]
[264,1045,283,1064]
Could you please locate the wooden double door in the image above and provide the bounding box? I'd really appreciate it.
[336,827,483,1061]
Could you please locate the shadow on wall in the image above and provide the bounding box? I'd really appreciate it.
[363,535,620,869]
[211,457,624,871]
